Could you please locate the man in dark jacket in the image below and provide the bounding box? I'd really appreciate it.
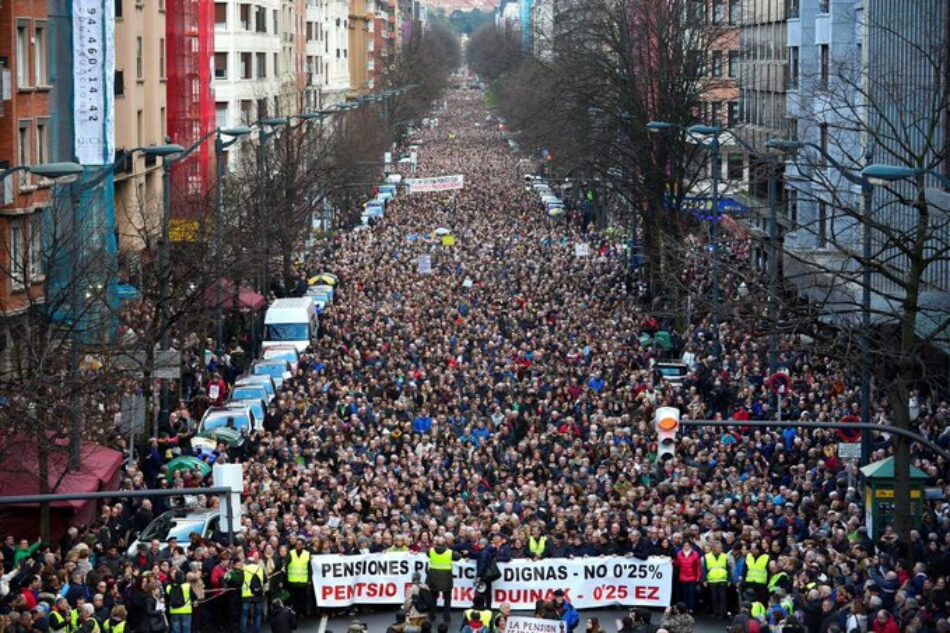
[269,600,296,633]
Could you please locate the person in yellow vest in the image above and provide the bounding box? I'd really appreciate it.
[286,539,312,619]
[766,559,790,595]
[426,536,463,624]
[165,570,193,633]
[744,543,770,603]
[240,554,266,633]
[49,598,72,633]
[462,595,493,631]
[78,604,101,633]
[703,541,729,620]
[527,527,549,560]
[102,605,127,633]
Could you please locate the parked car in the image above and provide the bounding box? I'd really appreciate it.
[251,359,292,383]
[261,344,300,375]
[198,404,258,434]
[126,507,242,556]
[654,361,690,387]
[234,374,276,403]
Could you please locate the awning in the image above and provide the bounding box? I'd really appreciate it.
[203,279,266,312]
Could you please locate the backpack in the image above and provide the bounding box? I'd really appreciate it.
[412,586,435,613]
[248,571,265,599]
[168,583,187,609]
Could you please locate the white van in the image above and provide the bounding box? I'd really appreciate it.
[263,297,318,352]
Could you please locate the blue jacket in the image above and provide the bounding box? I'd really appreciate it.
[557,600,580,632]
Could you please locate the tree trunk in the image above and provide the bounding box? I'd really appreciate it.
[142,343,156,440]
[38,432,50,543]
[283,250,293,296]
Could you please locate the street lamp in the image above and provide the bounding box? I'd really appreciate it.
[647,121,725,332]
[0,161,85,184]
[769,138,875,465]
[861,164,950,189]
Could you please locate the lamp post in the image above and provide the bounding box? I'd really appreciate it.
[771,139,875,465]
[254,118,289,295]
[861,164,950,189]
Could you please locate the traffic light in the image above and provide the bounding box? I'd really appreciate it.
[655,406,680,461]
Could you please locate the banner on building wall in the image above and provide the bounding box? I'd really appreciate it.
[310,554,672,609]
[73,0,115,165]
[405,174,465,194]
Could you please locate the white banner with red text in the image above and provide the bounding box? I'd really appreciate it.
[405,174,465,193]
[310,554,672,609]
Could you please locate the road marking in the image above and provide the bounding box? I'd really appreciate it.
[317,614,328,633]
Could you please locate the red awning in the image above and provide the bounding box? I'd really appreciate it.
[720,215,750,240]
[203,279,266,312]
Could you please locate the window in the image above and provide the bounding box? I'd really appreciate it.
[215,52,229,79]
[115,70,125,96]
[711,101,721,126]
[240,4,251,30]
[728,0,740,24]
[160,38,166,79]
[241,100,253,123]
[256,52,266,78]
[727,154,743,179]
[216,102,228,128]
[336,48,340,59]
[820,44,829,88]
[10,220,23,289]
[819,0,830,12]
[712,0,724,24]
[274,52,279,77]
[819,124,829,167]
[215,2,227,28]
[160,107,166,139]
[17,121,31,188]
[116,0,123,18]
[28,216,41,279]
[712,51,722,77]
[256,98,267,119]
[788,46,800,89]
[818,201,827,247]
[136,36,143,80]
[787,0,800,18]
[273,10,278,35]
[137,110,143,146]
[35,118,49,169]
[255,6,267,32]
[16,21,30,88]
[728,51,738,77]
[727,101,739,127]
[787,189,798,226]
[240,53,251,79]
[34,23,48,86]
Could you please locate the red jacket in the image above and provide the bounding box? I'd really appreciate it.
[674,547,703,583]
[871,617,900,633]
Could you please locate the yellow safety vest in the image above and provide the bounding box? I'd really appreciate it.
[528,536,548,557]
[751,601,766,620]
[166,582,193,615]
[745,554,769,585]
[464,609,493,628]
[80,619,101,633]
[287,550,311,585]
[242,563,265,599]
[768,571,788,593]
[71,610,79,631]
[103,621,125,633]
[49,611,69,633]
[705,552,728,583]
[428,548,454,571]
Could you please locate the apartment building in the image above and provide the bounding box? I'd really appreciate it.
[323,0,351,106]
[739,0,790,151]
[214,0,288,128]
[0,0,52,371]
[369,0,397,89]
[348,0,371,97]
[114,0,167,254]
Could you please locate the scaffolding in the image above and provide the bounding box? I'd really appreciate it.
[166,0,215,222]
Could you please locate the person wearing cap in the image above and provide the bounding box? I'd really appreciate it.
[551,590,579,633]
[286,540,312,618]
[703,540,729,620]
[426,536,463,624]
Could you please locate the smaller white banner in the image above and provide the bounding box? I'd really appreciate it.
[506,617,566,633]
[575,242,591,257]
[406,174,465,194]
[418,254,432,275]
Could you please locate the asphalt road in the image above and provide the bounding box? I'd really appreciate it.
[302,608,726,633]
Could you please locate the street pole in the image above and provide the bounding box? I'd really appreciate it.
[861,182,874,464]
[710,135,721,335]
[158,163,173,433]
[214,132,225,349]
[257,139,267,295]
[767,159,779,375]
[68,183,82,471]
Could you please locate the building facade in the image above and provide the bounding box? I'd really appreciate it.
[323,0,351,106]
[114,0,167,254]
[0,0,51,372]
[347,0,370,97]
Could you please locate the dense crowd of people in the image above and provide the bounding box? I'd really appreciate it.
[1,84,948,633]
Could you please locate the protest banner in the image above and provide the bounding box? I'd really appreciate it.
[406,174,465,194]
[418,254,432,275]
[506,617,566,633]
[310,554,671,609]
